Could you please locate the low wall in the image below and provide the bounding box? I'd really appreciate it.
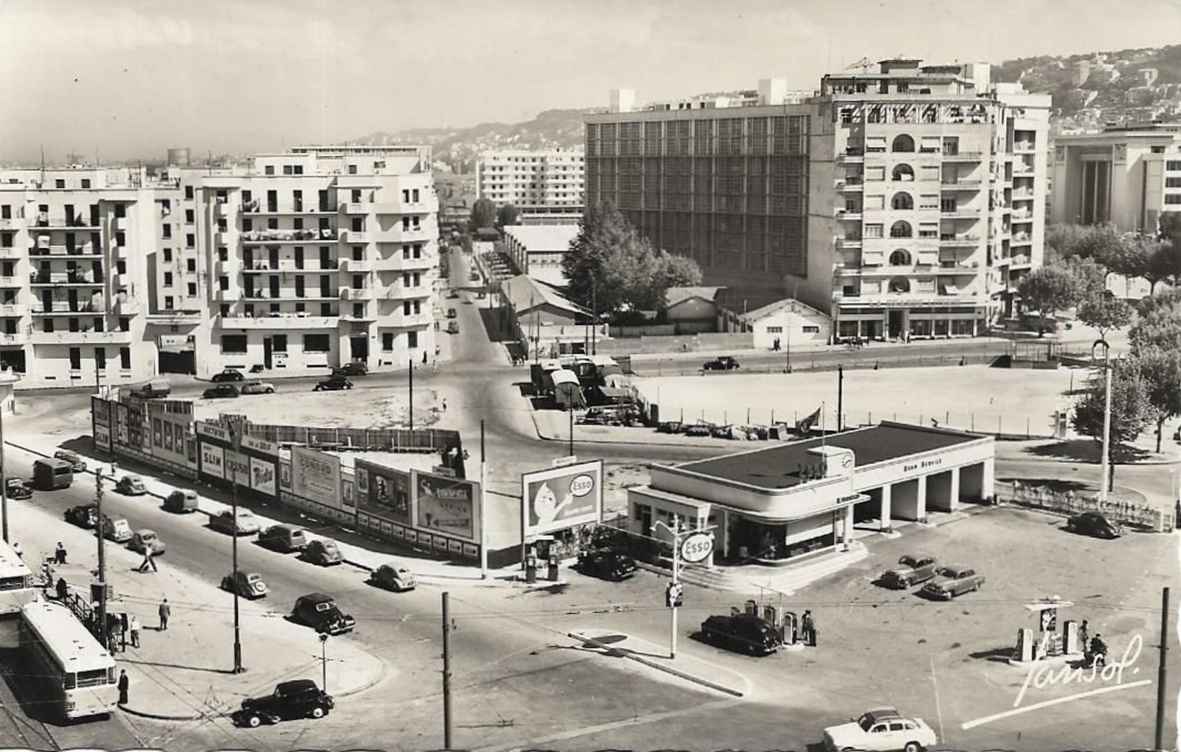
[597,332,754,356]
[996,480,1173,532]
[244,423,457,454]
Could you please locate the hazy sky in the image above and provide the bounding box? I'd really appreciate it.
[2,0,1179,163]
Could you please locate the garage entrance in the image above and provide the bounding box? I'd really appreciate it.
[853,490,882,530]
[891,478,921,520]
[927,470,955,512]
[959,463,987,503]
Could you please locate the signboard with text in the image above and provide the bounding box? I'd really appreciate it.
[413,471,480,543]
[355,459,411,524]
[91,397,112,453]
[291,446,342,507]
[522,459,603,537]
[200,443,225,480]
[250,457,276,496]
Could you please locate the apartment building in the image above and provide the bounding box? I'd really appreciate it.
[152,149,438,379]
[1050,122,1181,232]
[585,62,1050,339]
[0,168,156,388]
[475,148,585,223]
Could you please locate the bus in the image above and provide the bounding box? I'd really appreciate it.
[33,458,73,490]
[18,601,118,720]
[0,540,37,617]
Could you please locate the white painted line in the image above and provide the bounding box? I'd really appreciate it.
[929,655,945,742]
[960,679,1152,730]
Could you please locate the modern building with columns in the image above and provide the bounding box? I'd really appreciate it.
[627,422,994,566]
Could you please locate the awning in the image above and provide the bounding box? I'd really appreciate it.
[717,493,869,524]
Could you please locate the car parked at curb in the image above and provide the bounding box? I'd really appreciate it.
[370,563,416,592]
[332,362,368,377]
[128,529,165,556]
[314,376,352,391]
[920,565,984,600]
[879,554,938,589]
[65,504,107,530]
[212,370,245,383]
[575,549,637,582]
[702,356,740,371]
[115,475,147,496]
[221,571,268,599]
[210,509,261,536]
[240,380,276,395]
[231,680,333,727]
[202,384,240,399]
[302,539,343,566]
[5,478,32,500]
[163,489,199,514]
[103,518,133,543]
[53,450,87,473]
[822,707,938,752]
[699,613,782,656]
[1066,512,1123,539]
[291,593,355,635]
[684,422,713,438]
[259,525,308,553]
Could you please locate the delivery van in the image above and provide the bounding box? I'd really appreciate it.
[135,379,172,399]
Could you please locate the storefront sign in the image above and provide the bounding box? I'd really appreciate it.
[902,457,943,474]
[679,532,714,564]
[291,446,341,506]
[226,450,250,487]
[196,422,230,443]
[241,434,279,458]
[522,460,603,537]
[200,443,225,480]
[250,457,276,497]
[414,471,479,543]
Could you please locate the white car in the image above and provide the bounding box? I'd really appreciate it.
[823,707,937,752]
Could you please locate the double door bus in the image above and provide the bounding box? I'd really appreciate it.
[0,540,37,616]
[19,601,117,719]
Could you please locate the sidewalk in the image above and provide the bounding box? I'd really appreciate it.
[6,499,388,722]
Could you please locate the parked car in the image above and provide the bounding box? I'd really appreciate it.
[702,356,740,371]
[240,380,276,395]
[210,509,261,536]
[920,565,984,599]
[163,489,199,514]
[314,376,353,392]
[446,321,459,335]
[291,593,355,635]
[576,549,637,582]
[103,518,133,543]
[231,679,333,727]
[133,379,172,399]
[1066,512,1123,539]
[879,554,939,589]
[128,529,166,556]
[332,362,368,377]
[5,478,32,500]
[303,539,343,566]
[203,384,240,399]
[577,409,612,426]
[65,504,106,529]
[260,525,308,553]
[710,424,737,439]
[684,423,713,438]
[656,421,684,434]
[221,571,268,599]
[699,613,782,656]
[370,563,416,592]
[446,308,458,319]
[115,475,147,496]
[53,450,87,473]
[212,370,245,383]
[822,707,938,752]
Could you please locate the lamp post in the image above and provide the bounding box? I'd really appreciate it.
[319,633,329,692]
[228,427,244,674]
[652,519,682,659]
[1091,339,1112,501]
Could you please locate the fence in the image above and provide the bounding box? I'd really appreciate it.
[243,423,457,454]
[996,480,1174,532]
[631,350,1005,377]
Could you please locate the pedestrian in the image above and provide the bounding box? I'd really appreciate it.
[441,398,447,412]
[422,351,428,365]
[117,670,129,705]
[129,615,140,648]
[55,542,66,565]
[137,548,157,574]
[158,598,170,631]
[55,577,68,602]
[120,612,129,651]
[801,610,815,647]
[1079,620,1089,654]
[10,541,21,559]
[110,620,123,653]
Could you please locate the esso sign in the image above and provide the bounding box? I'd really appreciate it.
[569,474,595,497]
[679,532,714,564]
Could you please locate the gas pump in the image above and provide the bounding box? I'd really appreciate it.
[525,548,538,584]
[547,552,559,582]
[782,611,799,645]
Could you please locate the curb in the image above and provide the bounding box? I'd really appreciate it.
[567,631,744,698]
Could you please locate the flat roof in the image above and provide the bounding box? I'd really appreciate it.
[677,422,984,491]
[503,224,579,252]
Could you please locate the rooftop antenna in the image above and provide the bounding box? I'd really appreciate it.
[39,145,45,182]
[208,150,213,176]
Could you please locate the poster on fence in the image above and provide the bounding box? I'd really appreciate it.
[291,446,342,507]
[413,470,480,543]
[250,457,276,497]
[200,443,225,480]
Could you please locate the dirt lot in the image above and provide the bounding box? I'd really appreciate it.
[191,385,441,429]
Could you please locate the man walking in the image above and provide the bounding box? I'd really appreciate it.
[1079,620,1090,655]
[801,610,816,647]
[55,577,68,602]
[117,670,129,706]
[55,542,66,565]
[158,598,170,631]
[137,548,157,574]
[129,615,141,648]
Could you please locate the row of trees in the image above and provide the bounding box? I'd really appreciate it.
[468,198,521,233]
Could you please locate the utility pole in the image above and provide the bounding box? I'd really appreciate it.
[591,276,597,357]
[1093,340,1112,500]
[408,357,414,440]
[442,591,453,750]
[0,404,8,543]
[95,465,110,647]
[670,521,680,659]
[319,633,329,693]
[836,364,844,432]
[1155,586,1169,751]
[568,405,575,457]
[229,428,244,674]
[479,420,488,579]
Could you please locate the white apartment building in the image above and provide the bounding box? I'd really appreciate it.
[0,168,156,388]
[1050,122,1181,232]
[475,149,585,223]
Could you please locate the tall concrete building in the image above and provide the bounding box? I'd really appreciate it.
[475,148,584,224]
[585,61,1051,339]
[1050,122,1181,232]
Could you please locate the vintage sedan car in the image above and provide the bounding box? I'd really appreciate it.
[103,518,133,543]
[65,504,107,529]
[5,478,32,500]
[211,370,245,383]
[575,549,637,582]
[370,563,416,592]
[823,707,938,752]
[655,421,684,434]
[684,422,713,438]
[446,308,458,319]
[446,321,459,334]
[702,356,740,371]
[202,384,240,399]
[920,565,984,600]
[231,680,333,727]
[240,380,276,395]
[115,474,148,496]
[53,449,88,473]
[291,593,355,635]
[332,362,368,377]
[128,529,166,556]
[302,539,343,566]
[313,376,353,392]
[700,613,782,656]
[221,571,269,599]
[210,509,261,536]
[1066,512,1123,539]
[879,554,939,589]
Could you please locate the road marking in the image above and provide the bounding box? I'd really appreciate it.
[961,679,1152,730]
[929,655,945,742]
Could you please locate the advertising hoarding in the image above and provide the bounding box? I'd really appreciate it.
[250,457,276,497]
[225,450,250,487]
[522,459,603,537]
[355,459,411,524]
[146,400,196,469]
[200,443,225,480]
[414,471,480,543]
[241,434,279,458]
[91,397,112,452]
[291,446,341,507]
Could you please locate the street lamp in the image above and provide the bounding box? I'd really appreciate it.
[228,427,244,674]
[1091,339,1112,501]
[651,519,682,659]
[318,633,329,692]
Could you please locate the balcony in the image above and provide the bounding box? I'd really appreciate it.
[112,297,141,316]
[941,151,984,162]
[218,314,339,330]
[339,257,373,273]
[243,199,337,217]
[1011,212,1034,223]
[29,329,133,345]
[146,311,203,327]
[339,230,369,244]
[113,216,129,232]
[1011,255,1032,268]
[939,209,981,221]
[242,259,299,274]
[836,149,864,163]
[1013,141,1037,153]
[0,277,21,288]
[835,179,864,192]
[837,238,862,250]
[216,289,241,302]
[835,209,863,221]
[940,180,982,191]
[32,217,98,231]
[339,287,373,301]
[0,333,27,346]
[339,202,370,214]
[1011,234,1032,246]
[240,229,332,245]
[371,196,439,214]
[939,235,981,247]
[214,201,232,218]
[0,304,21,316]
[30,273,103,288]
[0,219,18,231]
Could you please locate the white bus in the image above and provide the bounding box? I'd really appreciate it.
[19,601,118,719]
[0,540,38,616]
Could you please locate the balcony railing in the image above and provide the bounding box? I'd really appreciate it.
[241,229,334,244]
[338,258,373,273]
[941,151,984,161]
[0,333,27,345]
[339,202,370,214]
[218,314,339,329]
[940,179,982,190]
[29,330,133,345]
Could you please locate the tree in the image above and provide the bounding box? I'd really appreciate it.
[1130,294,1181,357]
[468,198,496,232]
[1018,266,1080,335]
[1130,348,1181,453]
[496,204,520,228]
[1077,293,1134,339]
[1072,362,1153,486]
[1148,239,1181,288]
[1062,254,1108,302]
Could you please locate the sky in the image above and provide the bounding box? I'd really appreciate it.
[2,0,1180,163]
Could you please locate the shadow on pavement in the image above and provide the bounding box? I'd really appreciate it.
[118,657,233,675]
[967,645,1017,663]
[1023,439,1149,463]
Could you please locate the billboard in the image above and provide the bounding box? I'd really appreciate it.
[146,400,196,469]
[200,443,225,480]
[522,459,603,537]
[355,459,411,524]
[291,446,341,506]
[91,397,112,452]
[414,471,480,543]
[225,450,251,487]
[250,457,276,496]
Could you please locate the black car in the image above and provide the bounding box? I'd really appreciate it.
[700,614,782,656]
[576,549,637,581]
[202,383,240,399]
[231,679,334,727]
[211,370,245,383]
[1066,512,1123,539]
[656,421,684,434]
[292,593,356,635]
[314,376,353,391]
[332,362,368,377]
[703,356,740,371]
[5,478,32,500]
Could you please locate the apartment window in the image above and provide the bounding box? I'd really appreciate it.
[163,272,174,287]
[304,334,330,352]
[295,302,306,313]
[115,260,126,275]
[182,185,193,200]
[295,277,305,297]
[407,331,418,349]
[187,259,196,272]
[68,347,80,369]
[265,165,275,176]
[919,194,939,210]
[267,218,278,230]
[163,248,172,262]
[93,318,103,332]
[162,224,172,239]
[864,195,884,211]
[382,332,394,352]
[90,232,100,251]
[351,217,363,232]
[94,348,106,371]
[403,245,411,259]
[221,335,247,354]
[402,189,410,203]
[186,233,195,248]
[187,282,196,297]
[402,217,411,231]
[293,218,303,231]
[81,179,91,189]
[348,165,357,175]
[217,218,227,232]
[115,231,126,248]
[353,304,364,318]
[164,296,174,310]
[412,189,419,202]
[243,219,253,232]
[352,274,364,289]
[218,275,229,291]
[864,224,883,239]
[320,302,332,316]
[217,247,228,262]
[119,317,129,332]
[0,206,8,220]
[43,319,54,333]
[403,301,412,315]
[293,165,304,175]
[1165,177,1181,188]
[402,273,411,287]
[54,179,65,189]
[413,300,421,314]
[3,321,13,335]
[294,247,304,269]
[185,209,194,224]
[120,347,131,369]
[220,305,230,317]
[1166,195,1181,204]
[283,165,293,176]
[865,166,885,182]
[0,234,9,249]
[413,244,422,258]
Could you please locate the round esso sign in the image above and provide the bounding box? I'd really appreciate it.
[679,532,714,564]
[569,474,595,497]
